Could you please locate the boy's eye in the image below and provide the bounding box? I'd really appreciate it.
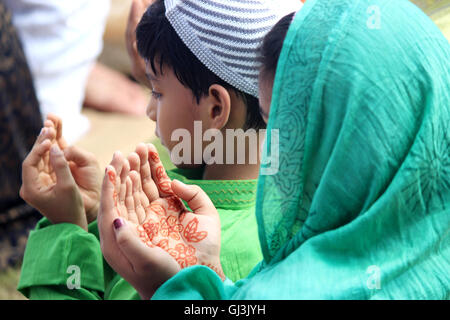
[151,90,162,100]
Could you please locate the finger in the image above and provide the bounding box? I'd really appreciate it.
[21,138,52,197]
[63,146,97,167]
[42,122,57,143]
[171,180,216,217]
[125,176,139,224]
[130,0,153,26]
[119,160,130,220]
[127,152,140,173]
[130,0,143,26]
[49,145,76,187]
[23,128,54,168]
[46,113,62,139]
[120,157,130,183]
[147,143,173,196]
[129,170,146,224]
[42,127,57,174]
[38,127,56,147]
[136,143,159,202]
[130,146,150,208]
[25,128,54,181]
[100,165,120,220]
[107,152,128,220]
[44,119,55,130]
[46,113,68,149]
[98,166,127,272]
[126,0,141,55]
[110,151,125,192]
[110,151,125,175]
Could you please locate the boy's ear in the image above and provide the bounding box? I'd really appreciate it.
[201,84,231,130]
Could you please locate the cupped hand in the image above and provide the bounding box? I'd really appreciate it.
[20,128,87,230]
[98,146,224,298]
[128,143,224,274]
[45,113,102,223]
[98,153,180,300]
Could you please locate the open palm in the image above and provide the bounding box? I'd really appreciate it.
[106,146,223,275]
[98,145,224,298]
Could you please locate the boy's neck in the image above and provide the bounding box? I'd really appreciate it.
[202,161,260,180]
[201,136,262,180]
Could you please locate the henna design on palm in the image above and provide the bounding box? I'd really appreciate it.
[106,144,223,278]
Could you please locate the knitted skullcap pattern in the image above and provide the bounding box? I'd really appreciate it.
[164,0,302,97]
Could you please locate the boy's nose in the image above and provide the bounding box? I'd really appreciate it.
[146,101,156,122]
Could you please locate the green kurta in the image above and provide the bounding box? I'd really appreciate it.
[17,169,262,299]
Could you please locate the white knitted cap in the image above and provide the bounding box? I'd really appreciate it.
[164,0,302,97]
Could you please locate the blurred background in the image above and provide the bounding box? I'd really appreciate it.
[0,0,448,299]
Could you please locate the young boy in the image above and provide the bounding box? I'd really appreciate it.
[18,0,301,299]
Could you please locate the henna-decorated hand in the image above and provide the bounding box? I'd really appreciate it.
[99,162,180,300]
[45,114,102,223]
[128,143,224,276]
[98,146,224,299]
[20,128,87,230]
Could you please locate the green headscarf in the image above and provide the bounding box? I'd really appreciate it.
[153,0,450,299]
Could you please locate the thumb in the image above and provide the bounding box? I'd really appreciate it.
[113,218,155,267]
[171,179,216,217]
[49,145,75,185]
[113,217,180,299]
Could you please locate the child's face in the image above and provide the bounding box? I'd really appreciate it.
[145,63,203,168]
[258,72,275,124]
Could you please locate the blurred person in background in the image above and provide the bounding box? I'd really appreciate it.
[0,0,148,273]
[0,1,42,271]
[3,0,148,145]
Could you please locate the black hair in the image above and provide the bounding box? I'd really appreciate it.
[136,0,265,130]
[259,12,295,78]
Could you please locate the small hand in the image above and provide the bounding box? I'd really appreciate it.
[128,143,224,275]
[98,147,224,298]
[45,114,102,223]
[20,129,87,230]
[126,0,155,87]
[98,157,180,300]
[64,146,102,224]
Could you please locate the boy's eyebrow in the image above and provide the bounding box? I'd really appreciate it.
[144,60,160,82]
[146,71,159,82]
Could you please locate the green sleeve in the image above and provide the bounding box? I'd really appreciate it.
[24,286,103,300]
[17,218,106,299]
